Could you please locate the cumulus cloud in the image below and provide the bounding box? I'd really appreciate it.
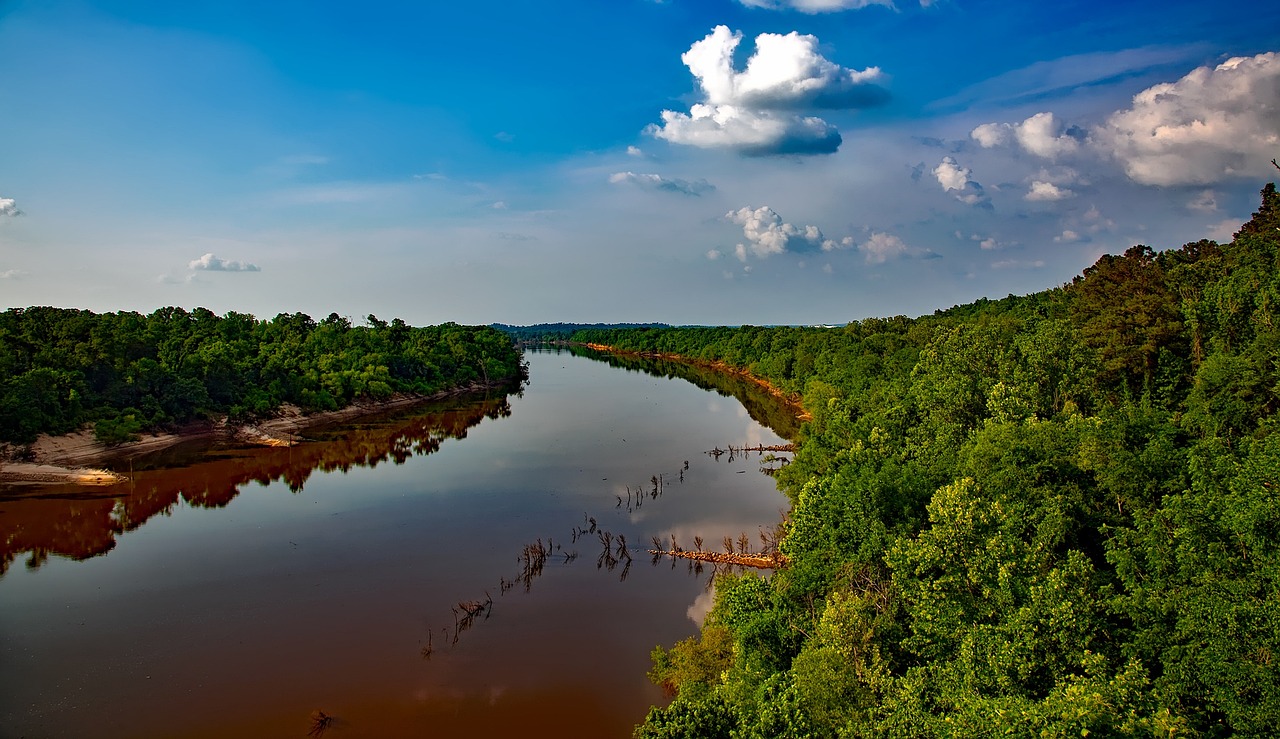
[1025,181,1074,201]
[933,157,989,207]
[650,105,841,155]
[971,112,1083,159]
[933,157,971,191]
[683,26,887,110]
[0,197,21,217]
[188,253,261,272]
[609,171,715,196]
[1094,52,1280,185]
[859,232,909,264]
[626,146,645,157]
[1054,229,1082,243]
[648,25,887,156]
[726,205,825,258]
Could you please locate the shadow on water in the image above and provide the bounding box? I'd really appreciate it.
[0,392,515,577]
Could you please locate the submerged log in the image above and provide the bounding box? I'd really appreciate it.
[647,548,787,570]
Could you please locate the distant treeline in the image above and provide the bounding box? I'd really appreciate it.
[0,309,525,446]
[491,321,670,341]
[579,185,1280,737]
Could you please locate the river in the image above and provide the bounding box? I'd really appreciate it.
[0,347,793,738]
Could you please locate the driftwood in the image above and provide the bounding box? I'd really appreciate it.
[648,548,787,570]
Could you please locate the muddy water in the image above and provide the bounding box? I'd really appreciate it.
[0,347,793,738]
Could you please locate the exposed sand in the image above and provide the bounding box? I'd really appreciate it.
[0,464,128,486]
[0,381,500,488]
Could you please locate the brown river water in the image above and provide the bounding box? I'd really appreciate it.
[0,347,795,738]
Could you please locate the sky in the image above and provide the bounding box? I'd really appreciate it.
[1,0,1278,326]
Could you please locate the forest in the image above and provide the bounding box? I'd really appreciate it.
[575,184,1280,737]
[0,310,524,446]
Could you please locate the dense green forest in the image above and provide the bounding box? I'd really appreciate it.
[576,184,1280,737]
[0,309,525,446]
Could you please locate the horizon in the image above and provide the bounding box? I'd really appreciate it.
[2,1,1277,326]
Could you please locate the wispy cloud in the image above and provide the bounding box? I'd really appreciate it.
[736,0,927,11]
[189,253,261,272]
[609,171,715,196]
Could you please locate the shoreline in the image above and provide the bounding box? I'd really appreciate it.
[0,379,515,488]
[580,342,813,424]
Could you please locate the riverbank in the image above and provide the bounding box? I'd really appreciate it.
[0,379,512,487]
[581,343,812,425]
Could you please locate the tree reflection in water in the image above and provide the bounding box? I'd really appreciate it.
[0,394,513,576]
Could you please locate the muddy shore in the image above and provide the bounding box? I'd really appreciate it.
[0,381,507,487]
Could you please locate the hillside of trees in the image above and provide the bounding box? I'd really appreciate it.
[491,322,670,342]
[0,310,525,447]
[575,184,1280,737]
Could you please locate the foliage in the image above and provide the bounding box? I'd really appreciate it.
[0,309,524,444]
[616,183,1280,737]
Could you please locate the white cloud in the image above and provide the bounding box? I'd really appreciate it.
[933,157,989,206]
[683,26,887,110]
[859,232,908,264]
[608,171,715,196]
[649,105,841,155]
[188,253,261,272]
[707,249,723,260]
[491,200,508,209]
[1015,112,1082,159]
[726,205,825,258]
[1054,229,1082,243]
[626,146,645,157]
[933,157,971,191]
[0,268,26,279]
[822,236,855,252]
[1188,190,1219,213]
[971,112,1082,159]
[970,122,1010,149]
[1094,52,1280,185]
[0,198,21,217]
[648,25,887,156]
[1025,181,1074,201]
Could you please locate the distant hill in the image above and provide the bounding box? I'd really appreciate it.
[490,322,670,341]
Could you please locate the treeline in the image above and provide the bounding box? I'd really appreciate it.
[575,185,1280,737]
[0,309,525,446]
[491,321,670,341]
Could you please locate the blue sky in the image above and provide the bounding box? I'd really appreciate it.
[1,0,1277,325]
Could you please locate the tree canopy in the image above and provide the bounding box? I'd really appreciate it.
[574,183,1280,738]
[0,310,524,446]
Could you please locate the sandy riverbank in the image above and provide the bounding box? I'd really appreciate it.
[0,380,506,488]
